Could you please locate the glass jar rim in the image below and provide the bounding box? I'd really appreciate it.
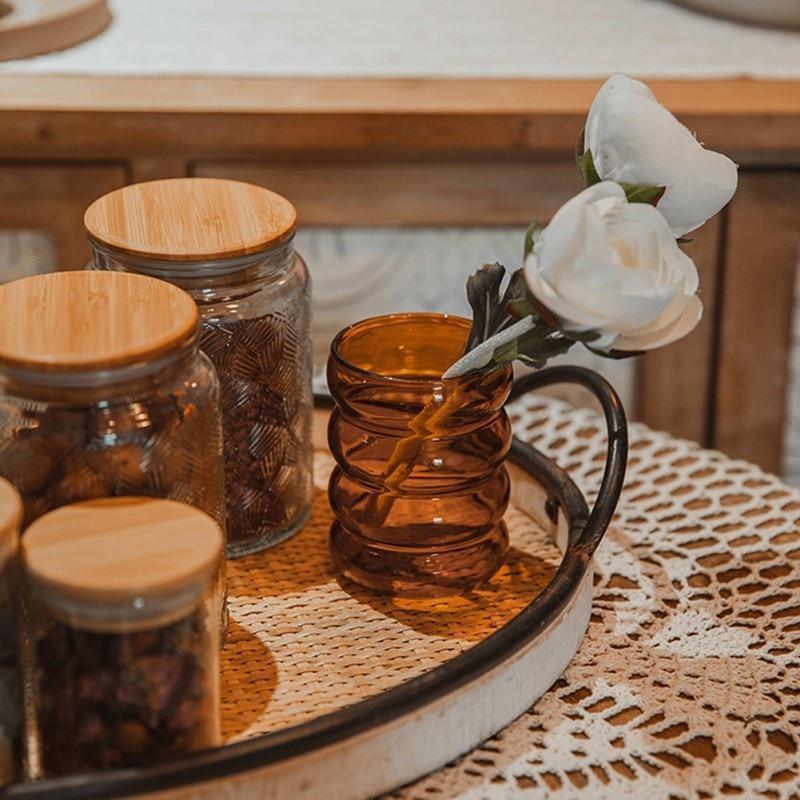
[88,232,295,278]
[329,312,478,385]
[32,580,208,633]
[0,332,200,394]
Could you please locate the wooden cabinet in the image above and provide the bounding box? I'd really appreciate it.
[193,160,584,226]
[0,75,796,472]
[0,163,126,271]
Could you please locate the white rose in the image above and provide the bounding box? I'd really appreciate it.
[585,73,738,237]
[524,182,702,352]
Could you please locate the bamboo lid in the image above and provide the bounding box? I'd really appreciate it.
[23,497,223,608]
[0,478,21,570]
[0,271,198,373]
[84,178,297,261]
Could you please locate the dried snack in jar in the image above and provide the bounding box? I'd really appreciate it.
[0,479,21,786]
[86,179,313,557]
[22,497,222,779]
[0,272,224,532]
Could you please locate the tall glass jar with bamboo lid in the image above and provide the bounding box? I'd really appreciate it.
[22,497,223,779]
[85,178,314,557]
[0,271,224,533]
[0,478,21,786]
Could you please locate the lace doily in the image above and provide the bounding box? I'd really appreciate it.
[392,393,800,799]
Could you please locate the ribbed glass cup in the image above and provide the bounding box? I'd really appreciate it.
[327,313,511,596]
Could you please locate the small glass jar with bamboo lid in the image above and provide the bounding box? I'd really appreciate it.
[85,178,314,557]
[22,497,223,779]
[0,271,224,533]
[0,478,22,786]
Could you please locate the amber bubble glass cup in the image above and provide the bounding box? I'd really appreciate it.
[327,313,512,596]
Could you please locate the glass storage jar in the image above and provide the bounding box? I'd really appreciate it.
[327,313,511,596]
[85,178,313,558]
[0,478,21,786]
[0,271,224,533]
[22,496,223,779]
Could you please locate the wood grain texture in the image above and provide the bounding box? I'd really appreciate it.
[714,171,800,473]
[0,78,798,162]
[129,157,191,184]
[637,216,722,444]
[85,178,296,260]
[0,163,125,268]
[0,0,110,62]
[194,161,583,226]
[2,77,800,114]
[0,271,198,370]
[23,496,222,605]
[0,477,21,569]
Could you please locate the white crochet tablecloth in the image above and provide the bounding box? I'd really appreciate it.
[392,393,800,799]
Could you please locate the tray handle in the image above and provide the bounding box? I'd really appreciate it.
[509,366,628,557]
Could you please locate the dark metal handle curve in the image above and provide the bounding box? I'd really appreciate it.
[509,366,628,557]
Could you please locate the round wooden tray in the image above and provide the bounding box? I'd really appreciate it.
[10,368,627,800]
[0,0,110,62]
[673,0,800,29]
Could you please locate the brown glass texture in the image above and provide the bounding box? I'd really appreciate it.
[327,314,511,596]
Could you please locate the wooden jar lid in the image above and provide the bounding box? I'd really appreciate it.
[0,271,198,373]
[84,178,297,262]
[0,478,21,570]
[23,497,223,607]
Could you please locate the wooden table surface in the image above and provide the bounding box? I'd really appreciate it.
[1,0,799,78]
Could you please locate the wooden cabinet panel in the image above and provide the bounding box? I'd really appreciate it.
[0,163,126,269]
[637,216,723,445]
[714,171,800,474]
[193,160,584,226]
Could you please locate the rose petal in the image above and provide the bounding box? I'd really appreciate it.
[614,295,703,351]
[590,93,698,188]
[525,255,613,330]
[585,73,739,236]
[585,74,655,158]
[657,148,738,236]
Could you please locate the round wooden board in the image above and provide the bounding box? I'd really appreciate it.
[0,0,111,62]
[673,0,800,28]
[10,395,620,800]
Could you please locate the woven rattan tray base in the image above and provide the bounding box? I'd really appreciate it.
[221,443,562,743]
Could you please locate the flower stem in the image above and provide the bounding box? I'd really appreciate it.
[366,381,468,525]
[442,316,535,380]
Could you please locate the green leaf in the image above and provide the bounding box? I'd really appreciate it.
[585,344,644,360]
[562,328,602,344]
[621,183,666,205]
[464,263,505,351]
[491,327,574,371]
[523,221,540,259]
[577,148,602,187]
[575,129,585,162]
[507,294,538,320]
[464,265,531,352]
